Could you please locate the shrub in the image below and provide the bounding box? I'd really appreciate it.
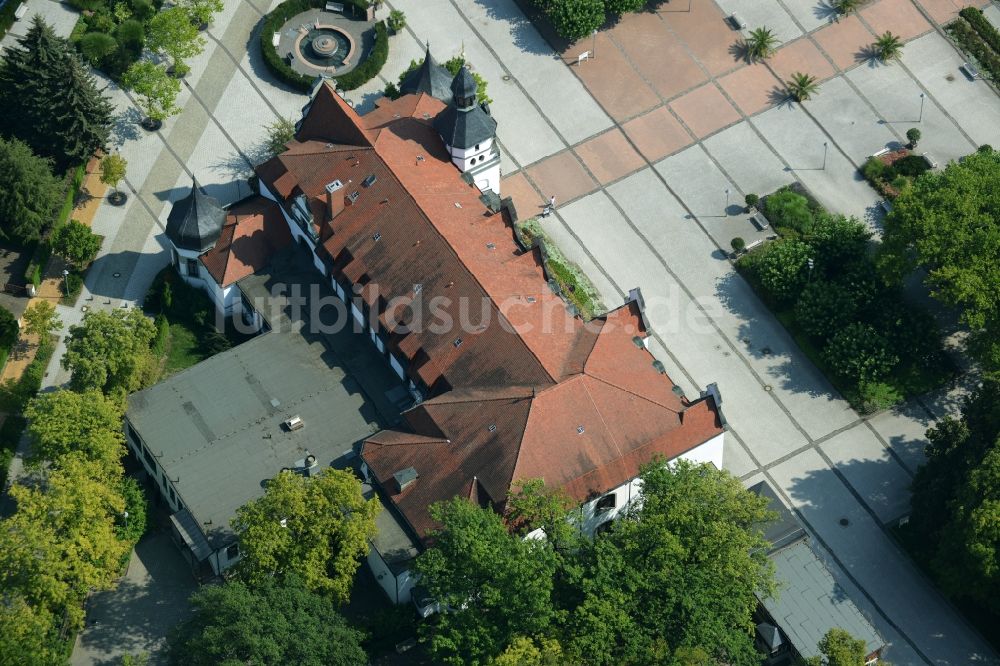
[117,476,151,544]
[823,322,898,382]
[979,144,994,153]
[605,0,644,14]
[388,9,405,32]
[906,127,921,146]
[547,0,605,41]
[765,188,814,234]
[754,239,811,306]
[79,32,118,67]
[946,19,1000,82]
[858,380,903,413]
[892,154,930,178]
[744,193,759,209]
[152,313,170,356]
[115,18,145,51]
[730,237,745,253]
[130,0,156,21]
[959,7,1000,55]
[794,280,856,341]
[809,213,871,276]
[862,156,889,182]
[64,271,84,298]
[0,307,18,353]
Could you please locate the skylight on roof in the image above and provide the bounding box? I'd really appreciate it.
[453,337,463,348]
[362,174,377,188]
[348,191,359,203]
[413,283,422,294]
[526,296,536,303]
[373,232,382,242]
[486,242,496,250]
[487,424,497,432]
[577,425,585,435]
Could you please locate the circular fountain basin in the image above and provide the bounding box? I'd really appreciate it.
[294,25,355,70]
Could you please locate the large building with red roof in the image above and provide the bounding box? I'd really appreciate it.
[149,62,726,603]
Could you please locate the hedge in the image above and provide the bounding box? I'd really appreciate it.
[23,164,85,288]
[959,7,1000,56]
[259,0,384,92]
[947,18,1000,81]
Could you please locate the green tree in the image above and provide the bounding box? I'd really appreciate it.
[806,628,868,665]
[22,300,63,338]
[0,307,17,352]
[906,127,921,147]
[564,460,775,665]
[0,453,128,633]
[0,136,63,244]
[232,468,379,603]
[745,27,779,61]
[264,116,296,159]
[786,71,819,102]
[24,389,125,468]
[491,636,564,666]
[146,7,205,76]
[444,56,493,105]
[177,0,224,27]
[808,213,871,275]
[822,322,898,382]
[0,593,61,666]
[0,17,112,169]
[415,497,559,665]
[122,60,181,124]
[167,576,367,666]
[874,31,903,62]
[100,152,128,198]
[506,477,578,550]
[62,308,157,395]
[754,238,811,306]
[834,0,861,14]
[764,188,814,233]
[908,379,1000,612]
[877,148,1000,369]
[794,279,856,340]
[51,219,102,267]
[79,32,118,67]
[547,0,605,42]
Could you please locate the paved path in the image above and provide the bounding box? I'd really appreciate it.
[10,0,998,662]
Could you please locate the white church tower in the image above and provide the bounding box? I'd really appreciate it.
[433,66,501,196]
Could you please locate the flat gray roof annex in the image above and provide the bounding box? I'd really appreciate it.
[128,246,408,549]
[763,541,883,659]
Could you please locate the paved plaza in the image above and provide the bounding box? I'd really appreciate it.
[4,0,999,662]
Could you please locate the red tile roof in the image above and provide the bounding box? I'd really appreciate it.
[200,197,292,287]
[255,82,724,541]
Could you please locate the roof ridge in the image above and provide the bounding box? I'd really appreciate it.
[357,138,558,385]
[421,386,537,406]
[581,375,624,461]
[584,370,683,415]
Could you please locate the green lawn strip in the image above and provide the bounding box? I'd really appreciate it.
[515,218,604,320]
[163,321,209,376]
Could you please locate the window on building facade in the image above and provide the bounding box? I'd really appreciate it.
[226,543,240,560]
[595,492,617,512]
[186,258,199,277]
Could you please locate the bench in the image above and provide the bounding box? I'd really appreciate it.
[870,147,890,159]
[325,1,344,11]
[921,152,938,169]
[744,239,765,253]
[14,3,27,19]
[750,211,770,230]
[727,13,746,30]
[271,32,280,47]
[960,62,979,79]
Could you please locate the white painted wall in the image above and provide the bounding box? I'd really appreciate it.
[367,546,417,605]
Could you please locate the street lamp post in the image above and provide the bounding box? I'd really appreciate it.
[724,188,730,215]
[592,29,597,60]
[62,269,69,296]
[919,92,925,123]
[822,141,828,170]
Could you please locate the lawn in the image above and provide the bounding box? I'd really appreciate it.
[163,321,211,377]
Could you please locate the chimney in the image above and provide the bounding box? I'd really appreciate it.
[392,466,418,494]
[325,179,344,221]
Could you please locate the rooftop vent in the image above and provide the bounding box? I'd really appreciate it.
[652,360,666,374]
[486,242,496,250]
[393,466,418,493]
[362,174,377,188]
[453,337,463,348]
[373,232,382,242]
[284,415,304,431]
[577,425,585,434]
[347,191,359,203]
[632,336,645,349]
[413,283,423,294]
[487,424,497,432]
[325,179,343,193]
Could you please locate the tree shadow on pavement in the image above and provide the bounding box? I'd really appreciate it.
[74,531,196,666]
[471,0,568,57]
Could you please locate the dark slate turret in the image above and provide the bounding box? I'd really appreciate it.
[166,178,226,252]
[433,66,497,150]
[399,44,452,101]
